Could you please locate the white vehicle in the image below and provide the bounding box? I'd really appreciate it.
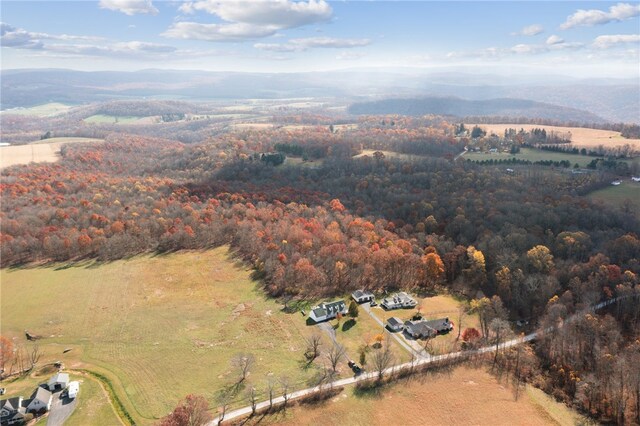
[67,381,79,399]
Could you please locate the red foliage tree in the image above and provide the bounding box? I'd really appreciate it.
[159,394,212,426]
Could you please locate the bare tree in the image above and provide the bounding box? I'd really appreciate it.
[490,318,512,368]
[231,353,255,383]
[305,333,323,362]
[266,376,276,410]
[246,385,258,416]
[371,337,395,382]
[280,376,291,410]
[29,344,42,370]
[216,390,232,426]
[326,343,346,376]
[456,303,468,341]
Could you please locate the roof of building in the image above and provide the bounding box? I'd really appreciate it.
[423,318,452,332]
[31,387,52,404]
[312,307,327,318]
[387,317,403,327]
[352,290,374,299]
[49,372,69,385]
[1,396,23,413]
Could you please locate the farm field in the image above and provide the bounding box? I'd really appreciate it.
[0,248,322,424]
[464,147,605,168]
[83,114,151,124]
[240,366,589,426]
[0,137,103,169]
[472,123,640,150]
[589,181,640,217]
[1,102,74,117]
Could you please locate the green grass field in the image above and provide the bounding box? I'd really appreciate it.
[2,103,73,117]
[464,147,600,167]
[83,114,149,124]
[1,248,321,424]
[589,181,640,216]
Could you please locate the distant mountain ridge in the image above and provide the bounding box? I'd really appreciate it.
[2,69,636,123]
[348,96,607,123]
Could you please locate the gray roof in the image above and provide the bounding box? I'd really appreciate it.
[312,307,327,318]
[352,290,373,299]
[1,396,22,413]
[31,387,52,404]
[387,317,403,327]
[423,318,452,332]
[322,300,345,313]
[49,372,69,385]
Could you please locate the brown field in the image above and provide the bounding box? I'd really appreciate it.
[473,124,640,150]
[242,366,589,426]
[0,137,103,169]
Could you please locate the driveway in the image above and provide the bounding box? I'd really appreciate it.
[47,391,77,426]
[362,303,429,360]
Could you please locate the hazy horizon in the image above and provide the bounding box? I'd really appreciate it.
[2,1,639,79]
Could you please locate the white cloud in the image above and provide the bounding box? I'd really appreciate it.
[1,22,105,49]
[254,36,370,52]
[99,0,158,16]
[560,2,640,29]
[167,0,332,42]
[336,51,364,60]
[592,34,640,49]
[546,35,564,45]
[513,24,544,36]
[163,22,277,41]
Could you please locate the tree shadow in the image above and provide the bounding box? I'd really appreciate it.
[341,319,356,332]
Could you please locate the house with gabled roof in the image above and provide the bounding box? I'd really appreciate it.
[47,373,69,391]
[381,292,417,310]
[26,387,51,415]
[309,300,347,323]
[386,317,404,332]
[351,290,374,304]
[404,317,453,339]
[0,396,25,426]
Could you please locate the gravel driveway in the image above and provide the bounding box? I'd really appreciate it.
[47,391,77,426]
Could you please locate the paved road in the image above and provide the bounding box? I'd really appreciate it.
[47,391,77,426]
[454,147,467,161]
[210,296,625,425]
[361,303,428,360]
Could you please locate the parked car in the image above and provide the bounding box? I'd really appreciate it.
[347,360,356,368]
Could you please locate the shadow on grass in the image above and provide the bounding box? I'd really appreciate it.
[342,318,356,332]
[353,380,385,399]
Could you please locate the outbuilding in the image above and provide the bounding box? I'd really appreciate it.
[351,290,375,304]
[48,373,69,391]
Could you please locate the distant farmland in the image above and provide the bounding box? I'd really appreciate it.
[473,124,640,150]
[0,137,103,169]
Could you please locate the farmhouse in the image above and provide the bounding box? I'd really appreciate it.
[47,372,69,391]
[381,292,417,310]
[386,317,404,332]
[351,290,375,304]
[404,318,453,339]
[0,397,25,426]
[26,387,52,414]
[309,300,347,323]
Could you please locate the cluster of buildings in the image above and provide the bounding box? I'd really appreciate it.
[306,290,453,340]
[1,373,78,426]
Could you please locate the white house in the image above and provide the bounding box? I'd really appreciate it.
[48,373,69,392]
[632,176,640,182]
[351,290,374,304]
[1,397,25,425]
[26,387,52,414]
[612,180,622,186]
[309,300,347,323]
[381,292,417,310]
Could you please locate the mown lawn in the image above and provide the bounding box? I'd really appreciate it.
[464,147,600,168]
[1,247,320,424]
[589,181,640,217]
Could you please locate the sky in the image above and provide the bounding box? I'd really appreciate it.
[1,1,639,77]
